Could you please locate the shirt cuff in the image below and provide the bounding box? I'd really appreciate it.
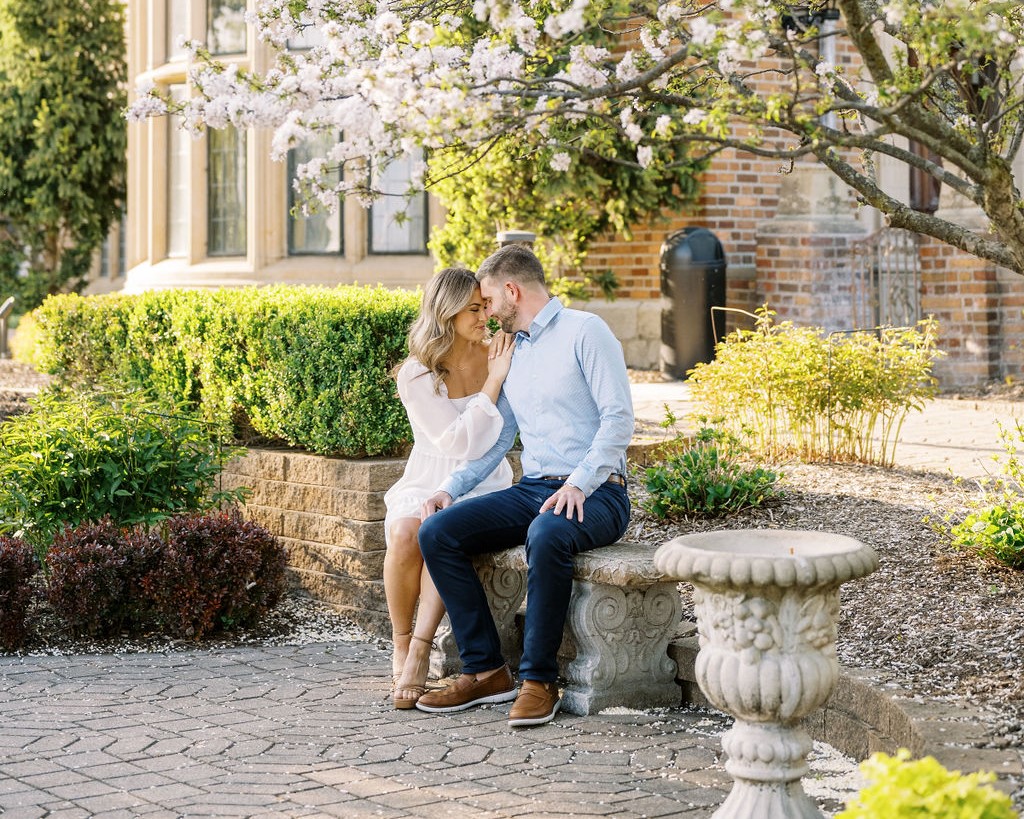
[567,469,600,497]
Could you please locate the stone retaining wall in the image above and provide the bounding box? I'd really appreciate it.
[220,448,405,636]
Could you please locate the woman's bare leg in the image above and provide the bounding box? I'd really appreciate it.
[391,523,448,708]
[384,517,425,679]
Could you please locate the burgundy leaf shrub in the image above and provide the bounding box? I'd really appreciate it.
[149,509,287,639]
[46,520,163,638]
[0,536,37,650]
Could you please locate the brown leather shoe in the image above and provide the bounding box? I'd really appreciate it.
[508,679,561,727]
[415,665,516,713]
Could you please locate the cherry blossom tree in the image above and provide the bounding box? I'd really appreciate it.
[129,0,1024,274]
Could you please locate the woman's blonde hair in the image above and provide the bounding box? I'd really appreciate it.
[406,267,479,392]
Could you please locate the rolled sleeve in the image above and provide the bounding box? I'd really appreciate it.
[440,391,518,500]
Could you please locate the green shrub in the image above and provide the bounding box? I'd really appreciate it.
[0,390,247,552]
[22,285,420,457]
[240,286,416,456]
[644,427,780,518]
[46,520,163,638]
[0,535,37,650]
[687,307,941,466]
[146,508,287,639]
[25,292,133,384]
[940,421,1024,570]
[837,749,1016,818]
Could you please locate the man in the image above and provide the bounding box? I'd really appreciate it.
[415,244,633,727]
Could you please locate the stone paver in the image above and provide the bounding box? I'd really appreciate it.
[1,643,744,818]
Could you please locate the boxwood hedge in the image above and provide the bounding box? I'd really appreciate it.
[20,285,420,457]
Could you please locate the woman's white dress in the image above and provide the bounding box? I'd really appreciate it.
[383,359,513,546]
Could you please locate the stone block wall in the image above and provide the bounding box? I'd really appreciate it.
[755,216,867,333]
[219,449,405,636]
[577,298,663,370]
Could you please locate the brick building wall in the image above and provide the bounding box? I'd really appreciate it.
[576,31,1024,389]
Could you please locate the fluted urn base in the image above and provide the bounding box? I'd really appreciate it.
[714,720,820,819]
[714,776,822,819]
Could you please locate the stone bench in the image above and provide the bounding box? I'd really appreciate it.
[433,541,682,715]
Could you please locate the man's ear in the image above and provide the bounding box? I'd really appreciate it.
[506,281,521,302]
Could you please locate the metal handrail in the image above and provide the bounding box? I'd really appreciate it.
[0,296,14,359]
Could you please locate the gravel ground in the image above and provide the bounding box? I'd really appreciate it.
[627,458,1024,772]
[0,358,49,422]
[3,358,1022,805]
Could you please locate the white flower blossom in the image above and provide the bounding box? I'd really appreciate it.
[640,29,665,62]
[374,11,403,41]
[654,114,673,138]
[616,53,640,82]
[544,0,590,39]
[658,2,685,24]
[408,21,434,45]
[550,151,572,172]
[637,145,653,168]
[683,108,706,126]
[620,109,643,144]
[689,17,717,47]
[882,2,905,26]
[564,44,611,88]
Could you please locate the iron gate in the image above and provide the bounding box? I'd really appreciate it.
[850,228,921,327]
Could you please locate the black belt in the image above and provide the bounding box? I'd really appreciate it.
[539,474,626,487]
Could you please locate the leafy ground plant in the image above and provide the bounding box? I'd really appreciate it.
[644,426,780,518]
[687,307,941,466]
[939,420,1024,570]
[836,749,1016,818]
[0,389,247,554]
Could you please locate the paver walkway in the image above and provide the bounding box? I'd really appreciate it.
[0,643,744,818]
[631,381,1024,478]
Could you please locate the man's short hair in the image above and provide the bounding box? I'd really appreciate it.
[476,244,546,286]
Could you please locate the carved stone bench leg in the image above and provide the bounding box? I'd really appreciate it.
[560,578,682,716]
[432,558,528,678]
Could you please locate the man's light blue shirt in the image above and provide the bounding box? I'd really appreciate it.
[440,297,634,500]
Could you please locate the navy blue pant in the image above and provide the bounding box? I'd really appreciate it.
[418,477,630,682]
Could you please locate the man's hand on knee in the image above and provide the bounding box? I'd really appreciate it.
[421,491,453,519]
[539,484,586,522]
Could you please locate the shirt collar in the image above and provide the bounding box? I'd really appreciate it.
[517,297,562,342]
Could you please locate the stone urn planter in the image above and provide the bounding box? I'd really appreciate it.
[654,529,878,819]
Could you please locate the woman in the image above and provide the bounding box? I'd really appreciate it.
[384,267,515,709]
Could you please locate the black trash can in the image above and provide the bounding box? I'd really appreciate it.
[660,227,727,380]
